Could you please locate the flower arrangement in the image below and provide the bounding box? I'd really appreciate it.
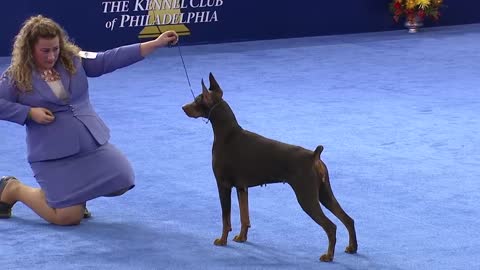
[390,0,444,23]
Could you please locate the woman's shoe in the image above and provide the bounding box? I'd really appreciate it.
[0,176,17,219]
[84,208,92,219]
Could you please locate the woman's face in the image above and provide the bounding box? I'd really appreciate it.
[33,36,60,71]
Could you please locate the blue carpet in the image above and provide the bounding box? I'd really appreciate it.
[1,24,480,270]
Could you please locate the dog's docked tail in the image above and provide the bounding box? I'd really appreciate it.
[313,145,327,183]
[313,145,324,160]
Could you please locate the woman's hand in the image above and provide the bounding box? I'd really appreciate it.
[140,30,179,57]
[155,30,179,47]
[29,107,55,124]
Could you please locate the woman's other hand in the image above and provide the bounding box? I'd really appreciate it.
[29,107,55,124]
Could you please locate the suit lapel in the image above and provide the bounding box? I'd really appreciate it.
[56,63,71,95]
[32,71,61,103]
[32,63,71,104]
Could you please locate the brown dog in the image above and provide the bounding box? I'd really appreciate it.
[182,73,357,262]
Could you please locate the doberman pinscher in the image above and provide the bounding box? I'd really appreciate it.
[182,73,357,262]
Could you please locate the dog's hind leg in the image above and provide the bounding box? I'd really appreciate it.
[318,182,357,254]
[291,181,337,262]
[316,162,358,254]
[233,187,251,242]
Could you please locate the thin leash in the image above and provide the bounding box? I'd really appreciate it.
[174,41,212,124]
[175,41,196,100]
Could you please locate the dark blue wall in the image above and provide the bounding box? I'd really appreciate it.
[0,0,479,57]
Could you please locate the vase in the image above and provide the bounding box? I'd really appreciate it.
[404,16,423,33]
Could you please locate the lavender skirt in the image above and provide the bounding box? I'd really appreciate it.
[30,122,135,208]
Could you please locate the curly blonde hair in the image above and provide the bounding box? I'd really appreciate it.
[6,15,81,92]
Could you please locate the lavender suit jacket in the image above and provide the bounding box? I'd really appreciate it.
[0,43,144,162]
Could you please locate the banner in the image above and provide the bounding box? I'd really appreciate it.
[1,0,480,57]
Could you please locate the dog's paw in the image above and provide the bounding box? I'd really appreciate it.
[214,238,227,246]
[233,234,247,243]
[319,253,333,262]
[345,245,357,254]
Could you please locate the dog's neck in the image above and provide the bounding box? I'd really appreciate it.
[208,100,241,138]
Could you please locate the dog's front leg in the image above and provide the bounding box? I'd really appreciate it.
[233,187,250,243]
[214,185,232,246]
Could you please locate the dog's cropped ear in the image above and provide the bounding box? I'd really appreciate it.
[209,72,223,97]
[202,79,214,106]
[209,73,221,91]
